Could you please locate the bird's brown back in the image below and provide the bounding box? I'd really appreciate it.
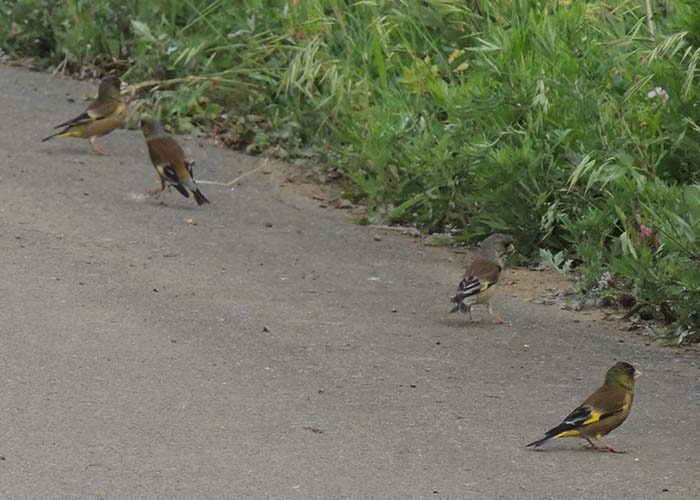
[146,136,191,179]
[465,258,501,283]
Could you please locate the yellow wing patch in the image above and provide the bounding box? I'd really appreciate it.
[55,130,83,139]
[479,281,493,291]
[555,430,581,438]
[581,411,603,426]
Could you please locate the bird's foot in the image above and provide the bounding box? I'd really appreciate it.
[603,446,625,454]
[146,186,164,198]
[585,439,599,450]
[90,140,112,156]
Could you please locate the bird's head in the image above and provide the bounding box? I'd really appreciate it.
[98,75,123,100]
[605,361,640,390]
[480,233,516,259]
[140,117,164,138]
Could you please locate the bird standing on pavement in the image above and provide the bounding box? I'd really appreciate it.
[449,233,515,324]
[42,75,126,155]
[140,117,210,206]
[526,361,641,453]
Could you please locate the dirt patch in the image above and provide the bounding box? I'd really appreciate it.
[252,157,692,350]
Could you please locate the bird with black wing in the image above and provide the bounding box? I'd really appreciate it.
[450,233,515,324]
[140,117,210,206]
[526,361,641,453]
[43,75,126,155]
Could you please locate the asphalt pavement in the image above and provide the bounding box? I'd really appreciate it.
[1,65,699,500]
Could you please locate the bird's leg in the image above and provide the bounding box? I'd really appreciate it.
[90,136,112,156]
[146,179,166,198]
[488,303,505,324]
[146,186,163,197]
[467,304,474,321]
[585,438,599,450]
[597,438,625,454]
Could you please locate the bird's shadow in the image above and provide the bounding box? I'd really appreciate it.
[436,316,504,329]
[123,191,204,211]
[526,445,625,454]
[40,145,96,157]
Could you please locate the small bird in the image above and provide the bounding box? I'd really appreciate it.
[140,117,210,206]
[42,114,126,154]
[526,361,641,453]
[449,233,515,323]
[43,75,126,155]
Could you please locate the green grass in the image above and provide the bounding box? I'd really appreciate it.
[2,0,700,339]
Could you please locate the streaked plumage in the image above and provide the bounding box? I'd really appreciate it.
[526,361,640,453]
[449,233,515,324]
[140,118,210,206]
[43,75,125,155]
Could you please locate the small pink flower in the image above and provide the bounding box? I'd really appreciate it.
[599,271,613,287]
[638,224,660,249]
[639,224,653,239]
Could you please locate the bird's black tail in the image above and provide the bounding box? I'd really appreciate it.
[449,300,469,314]
[194,188,210,206]
[173,184,190,199]
[526,436,550,448]
[449,278,475,314]
[449,276,484,313]
[42,125,73,142]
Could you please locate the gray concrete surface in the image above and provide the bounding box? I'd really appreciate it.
[1,65,699,500]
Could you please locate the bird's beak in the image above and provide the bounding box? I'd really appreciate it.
[634,369,642,380]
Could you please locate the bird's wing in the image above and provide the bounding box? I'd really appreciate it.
[467,258,502,284]
[86,99,124,120]
[147,137,192,198]
[53,112,91,130]
[53,100,123,130]
[580,385,631,423]
[451,258,501,304]
[546,387,628,438]
[147,137,186,176]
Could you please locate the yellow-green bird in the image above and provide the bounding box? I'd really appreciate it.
[526,361,641,453]
[140,118,210,206]
[43,75,126,155]
[449,233,515,324]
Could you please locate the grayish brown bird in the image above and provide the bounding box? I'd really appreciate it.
[449,233,515,323]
